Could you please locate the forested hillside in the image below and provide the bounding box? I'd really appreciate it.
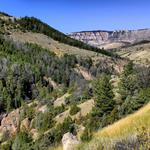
[0,12,149,150]
[0,35,118,113]
[0,12,118,57]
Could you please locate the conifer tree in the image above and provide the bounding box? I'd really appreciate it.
[119,61,140,101]
[92,74,115,117]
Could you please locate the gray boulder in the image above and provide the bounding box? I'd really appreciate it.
[62,132,80,150]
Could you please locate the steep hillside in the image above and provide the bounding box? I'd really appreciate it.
[77,103,150,150]
[9,31,97,57]
[0,12,127,150]
[0,12,115,57]
[69,29,150,49]
[0,12,150,150]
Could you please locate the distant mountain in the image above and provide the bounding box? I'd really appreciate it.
[68,29,150,49]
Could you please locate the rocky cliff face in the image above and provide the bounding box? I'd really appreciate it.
[69,29,150,49]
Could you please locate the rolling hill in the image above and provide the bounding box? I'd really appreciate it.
[115,41,150,65]
[0,12,115,57]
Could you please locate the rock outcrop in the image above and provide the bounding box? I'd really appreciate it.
[68,29,150,49]
[20,118,30,130]
[62,132,80,150]
[0,109,20,141]
[30,129,40,141]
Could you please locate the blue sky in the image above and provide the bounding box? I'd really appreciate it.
[0,0,150,33]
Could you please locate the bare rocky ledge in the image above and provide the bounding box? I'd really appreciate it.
[68,29,150,49]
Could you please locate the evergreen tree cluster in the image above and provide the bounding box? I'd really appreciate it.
[0,35,114,113]
[85,62,150,132]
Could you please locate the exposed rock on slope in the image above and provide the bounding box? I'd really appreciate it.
[0,109,20,141]
[74,66,94,81]
[69,29,150,49]
[62,132,80,150]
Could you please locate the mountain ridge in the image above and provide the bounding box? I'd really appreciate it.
[69,28,150,33]
[69,28,150,49]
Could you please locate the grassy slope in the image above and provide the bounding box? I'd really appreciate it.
[16,17,115,57]
[0,12,116,58]
[116,42,150,64]
[9,32,97,57]
[97,103,150,138]
[77,103,150,150]
[55,99,94,124]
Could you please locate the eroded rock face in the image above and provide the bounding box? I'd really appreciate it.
[69,31,110,47]
[62,132,80,150]
[69,29,150,49]
[0,109,20,141]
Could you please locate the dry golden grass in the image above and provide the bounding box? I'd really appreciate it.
[77,103,150,150]
[117,43,150,65]
[96,103,150,138]
[9,31,97,57]
[98,42,126,49]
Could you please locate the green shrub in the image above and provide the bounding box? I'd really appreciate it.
[0,140,12,150]
[21,104,35,121]
[12,131,33,150]
[81,128,92,142]
[54,104,66,116]
[35,117,75,149]
[34,112,55,132]
[70,104,81,115]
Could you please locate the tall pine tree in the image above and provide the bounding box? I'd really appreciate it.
[92,75,115,116]
[89,74,115,129]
